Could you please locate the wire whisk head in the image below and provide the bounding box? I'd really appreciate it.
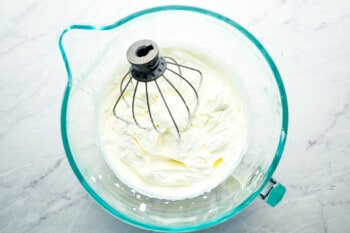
[113,40,203,138]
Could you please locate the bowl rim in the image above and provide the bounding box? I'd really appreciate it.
[59,5,288,232]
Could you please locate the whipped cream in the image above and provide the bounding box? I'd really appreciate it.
[99,47,249,200]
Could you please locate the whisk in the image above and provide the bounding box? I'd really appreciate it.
[113,40,202,138]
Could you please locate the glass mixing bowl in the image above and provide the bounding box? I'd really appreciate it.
[59,5,288,232]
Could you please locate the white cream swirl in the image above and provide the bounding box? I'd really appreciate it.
[99,47,249,200]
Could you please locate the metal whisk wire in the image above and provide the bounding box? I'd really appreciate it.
[113,40,203,138]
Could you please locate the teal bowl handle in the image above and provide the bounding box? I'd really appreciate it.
[259,178,286,207]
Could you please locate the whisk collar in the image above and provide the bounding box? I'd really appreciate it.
[127,39,166,82]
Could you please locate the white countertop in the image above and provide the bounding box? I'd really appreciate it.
[1,0,349,232]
